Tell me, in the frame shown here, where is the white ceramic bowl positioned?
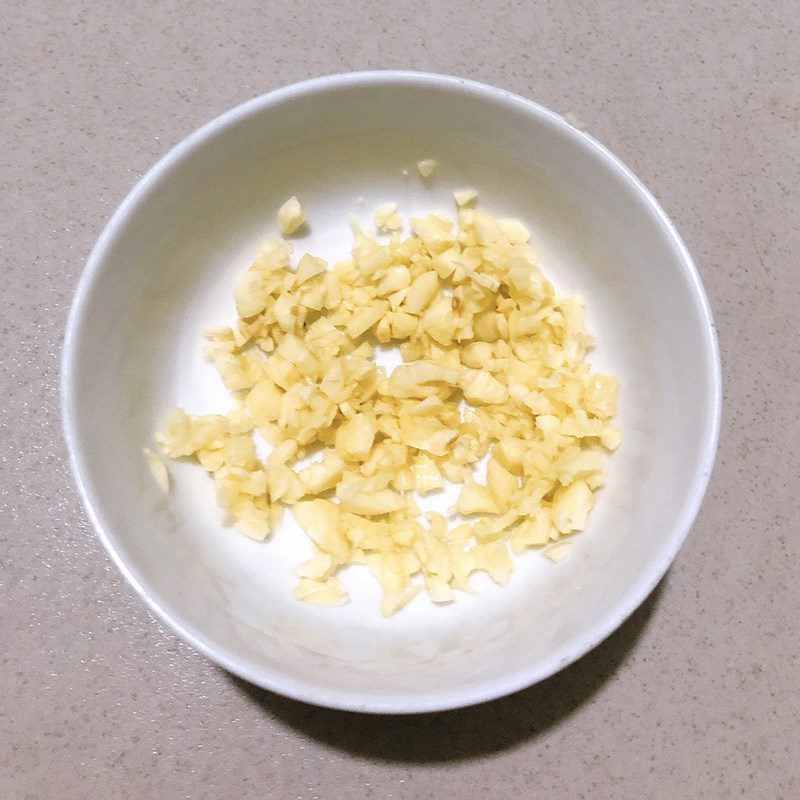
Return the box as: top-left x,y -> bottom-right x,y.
62,72 -> 721,713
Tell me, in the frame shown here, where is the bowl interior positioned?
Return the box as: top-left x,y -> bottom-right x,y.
64,75 -> 719,711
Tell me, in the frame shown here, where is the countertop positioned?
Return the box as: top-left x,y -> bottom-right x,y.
2,1 -> 798,797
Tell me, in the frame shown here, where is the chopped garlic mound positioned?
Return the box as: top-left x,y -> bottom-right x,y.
277,196 -> 306,236
416,159 -> 438,178
156,191 -> 620,615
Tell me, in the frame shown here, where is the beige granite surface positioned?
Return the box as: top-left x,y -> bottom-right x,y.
1,1 -> 799,797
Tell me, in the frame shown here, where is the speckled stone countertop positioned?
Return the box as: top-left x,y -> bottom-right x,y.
2,1 -> 798,797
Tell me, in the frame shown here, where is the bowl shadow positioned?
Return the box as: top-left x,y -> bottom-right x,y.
226,577 -> 665,763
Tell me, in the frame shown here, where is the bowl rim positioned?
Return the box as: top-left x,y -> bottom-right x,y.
61,70 -> 722,714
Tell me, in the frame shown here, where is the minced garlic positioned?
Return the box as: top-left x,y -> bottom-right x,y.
155,194 -> 620,615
